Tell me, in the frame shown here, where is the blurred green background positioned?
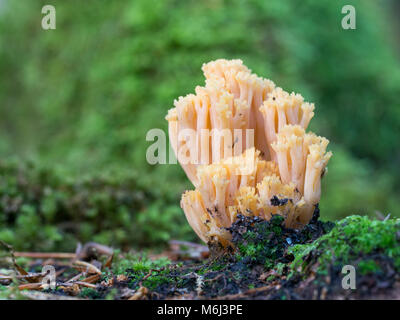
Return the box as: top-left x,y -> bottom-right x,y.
0,0 -> 399,251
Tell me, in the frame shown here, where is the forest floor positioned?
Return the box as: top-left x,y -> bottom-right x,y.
1,212 -> 399,300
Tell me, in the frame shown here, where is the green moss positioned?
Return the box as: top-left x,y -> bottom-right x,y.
288,215 -> 400,276
79,287 -> 103,299
209,261 -> 226,272
234,215 -> 288,266
358,260 -> 382,275
0,286 -> 15,300
112,252 -> 171,274
226,214 -> 399,287
232,214 -> 334,271
0,282 -> 30,300
275,262 -> 286,275
142,274 -> 173,290
110,252 -> 174,291
105,288 -> 119,300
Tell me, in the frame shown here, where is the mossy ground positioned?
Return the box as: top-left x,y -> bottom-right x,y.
2,212 -> 396,300
136,213 -> 400,299
0,161 -> 193,253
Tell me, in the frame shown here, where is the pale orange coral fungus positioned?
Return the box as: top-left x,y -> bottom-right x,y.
166,59 -> 332,244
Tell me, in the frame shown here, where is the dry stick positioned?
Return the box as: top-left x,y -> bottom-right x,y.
18,283 -> 43,291
66,272 -> 85,283
0,274 -> 43,281
138,267 -> 166,287
215,285 -> 272,300
129,287 -> 149,300
81,274 -> 101,284
0,240 -> 28,275
14,242 -> 113,260
55,267 -> 68,278
73,260 -> 102,275
203,273 -> 224,283
104,253 -> 114,269
14,252 -> 76,259
0,267 -> 67,284
16,268 -> 67,285
74,281 -> 97,289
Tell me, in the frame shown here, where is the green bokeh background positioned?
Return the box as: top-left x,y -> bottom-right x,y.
0,0 -> 399,251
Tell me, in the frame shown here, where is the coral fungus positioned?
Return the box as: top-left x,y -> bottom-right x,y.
166,59 -> 332,244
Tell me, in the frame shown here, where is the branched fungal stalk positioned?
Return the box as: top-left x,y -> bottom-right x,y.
166,59 -> 332,245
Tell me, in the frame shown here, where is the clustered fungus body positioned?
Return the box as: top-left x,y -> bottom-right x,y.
166,59 -> 332,245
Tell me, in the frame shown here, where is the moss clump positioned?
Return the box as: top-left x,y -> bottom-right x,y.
79,287 -> 103,299
109,253 -> 174,291
229,211 -> 334,269
232,215 -> 288,268
111,252 -> 170,275
288,215 -> 400,277
226,213 -> 400,290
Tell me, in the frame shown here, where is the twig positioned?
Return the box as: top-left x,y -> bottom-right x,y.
215,285 -> 272,300
0,273 -> 44,282
74,281 -> 97,289
383,213 -> 391,221
18,283 -> 43,291
0,240 -> 28,275
128,287 -> 148,300
203,273 -> 224,283
73,260 -> 102,275
66,272 -> 85,283
138,267 -> 166,287
14,252 -> 76,259
104,253 -> 114,269
81,274 -> 101,284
